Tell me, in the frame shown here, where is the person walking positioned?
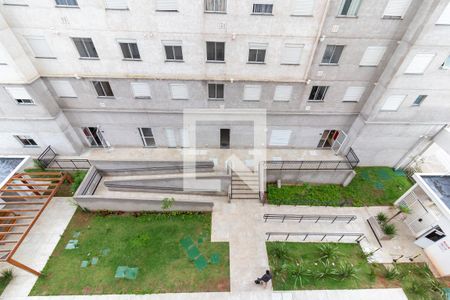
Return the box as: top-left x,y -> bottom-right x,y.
255,270 -> 272,288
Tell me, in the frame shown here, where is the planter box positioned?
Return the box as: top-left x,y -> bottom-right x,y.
368,216 -> 393,241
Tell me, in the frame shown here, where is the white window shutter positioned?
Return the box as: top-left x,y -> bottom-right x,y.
291,0 -> 314,16
249,42 -> 268,50
381,95 -> 406,111
342,87 -> 365,102
50,80 -> 77,98
5,87 -> 32,100
243,85 -> 261,101
170,83 -> 188,99
383,0 -> 412,18
281,44 -> 303,65
273,86 -> 293,102
105,0 -> 128,9
3,0 -> 27,5
24,36 -> 54,58
156,0 -> 178,11
131,82 -> 151,99
436,3 -> 450,25
269,130 -> 292,146
404,53 -> 435,74
359,46 -> 387,66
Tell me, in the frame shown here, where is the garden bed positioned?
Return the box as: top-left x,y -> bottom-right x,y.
267,242 -> 446,300
24,168 -> 87,197
268,167 -> 412,206
31,210 -> 229,295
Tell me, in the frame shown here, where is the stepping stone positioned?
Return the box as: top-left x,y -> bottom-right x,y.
180,237 -> 194,250
65,240 -> 78,250
72,231 -> 80,238
91,257 -> 99,265
101,248 -> 111,256
210,253 -> 220,264
80,260 -> 89,268
187,246 -> 201,261
125,267 -> 138,280
115,266 -> 128,279
194,255 -> 208,271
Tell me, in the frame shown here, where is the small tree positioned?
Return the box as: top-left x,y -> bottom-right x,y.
386,204 -> 411,224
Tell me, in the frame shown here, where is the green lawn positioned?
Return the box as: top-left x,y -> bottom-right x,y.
31,211 -> 230,295
267,242 -> 446,300
268,167 -> 413,206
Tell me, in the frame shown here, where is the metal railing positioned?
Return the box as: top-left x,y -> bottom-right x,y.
37,146 -> 57,168
37,146 -> 91,170
263,214 -> 357,224
346,148 -> 360,169
266,232 -> 366,243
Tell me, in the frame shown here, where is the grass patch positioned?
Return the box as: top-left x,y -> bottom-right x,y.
31,210 -> 229,295
0,269 -> 13,294
267,242 -> 446,300
268,167 -> 412,206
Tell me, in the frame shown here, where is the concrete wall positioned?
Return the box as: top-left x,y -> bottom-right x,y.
267,169 -> 353,185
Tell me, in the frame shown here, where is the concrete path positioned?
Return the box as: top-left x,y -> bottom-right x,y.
0,198 -> 77,298
4,289 -> 408,300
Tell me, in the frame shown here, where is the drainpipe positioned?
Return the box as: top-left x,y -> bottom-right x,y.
303,0 -> 331,82
394,124 -> 448,170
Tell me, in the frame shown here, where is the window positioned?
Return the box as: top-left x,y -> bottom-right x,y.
156,0 -> 178,11
139,128 -> 156,147
308,86 -> 329,101
15,135 -> 38,147
342,86 -> 365,102
281,44 -> 303,65
205,0 -> 226,12
359,46 -> 387,66
269,130 -> 291,146
206,42 -> 225,62
72,37 -> 99,58
404,53 -> 435,74
50,80 -> 77,98
436,3 -> 450,25
381,95 -> 406,111
92,81 -> 114,97
321,45 -> 344,64
170,83 -> 189,99
291,0 -> 314,16
55,0 -> 78,7
105,0 -> 128,9
131,82 -> 151,99
248,43 -> 267,63
412,95 -> 427,106
118,40 -> 140,60
382,0 -> 412,19
5,87 -> 34,104
24,36 -> 55,59
338,0 -> 360,16
163,41 -> 183,61
208,83 -> 224,100
252,3 -> 273,14
441,56 -> 450,70
243,85 -> 262,101
273,86 -> 293,102
82,127 -> 107,147
3,0 -> 27,5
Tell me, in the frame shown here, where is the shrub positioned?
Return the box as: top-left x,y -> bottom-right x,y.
161,197 -> 175,210
384,266 -> 400,280
376,212 -> 388,224
335,262 -> 357,280
317,244 -> 341,261
70,171 -> 88,194
270,243 -> 290,261
406,280 -> 427,298
0,269 -> 13,281
313,260 -> 338,280
288,263 -> 312,288
382,224 -> 397,236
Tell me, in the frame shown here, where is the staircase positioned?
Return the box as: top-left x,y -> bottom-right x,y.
230,171 -> 260,201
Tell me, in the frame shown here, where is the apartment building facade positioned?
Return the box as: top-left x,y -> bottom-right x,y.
0,0 -> 449,166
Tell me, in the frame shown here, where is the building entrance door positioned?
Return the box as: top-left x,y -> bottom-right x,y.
220,129 -> 230,149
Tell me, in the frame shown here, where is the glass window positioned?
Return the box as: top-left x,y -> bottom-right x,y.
15,135 -> 38,147
119,42 -> 140,60
205,0 -> 226,12
321,45 -> 344,64
92,81 -> 114,97
412,95 -> 427,106
252,4 -> 273,14
164,45 -> 183,61
338,0 -> 361,16
139,128 -> 156,147
72,37 -> 99,58
208,83 -> 224,100
206,42 -> 225,61
309,86 -> 329,101
55,0 -> 78,6
248,48 -> 266,63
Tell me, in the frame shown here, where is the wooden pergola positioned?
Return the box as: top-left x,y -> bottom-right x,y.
0,171 -> 71,276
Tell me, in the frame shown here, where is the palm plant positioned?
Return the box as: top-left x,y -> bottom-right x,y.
313,260 -> 338,280
270,243 -> 290,261
407,280 -> 427,298
0,269 -> 13,281
384,265 -> 400,280
317,244 -> 341,261
288,263 -> 312,288
382,223 -> 397,237
376,212 -> 388,224
336,262 -> 357,280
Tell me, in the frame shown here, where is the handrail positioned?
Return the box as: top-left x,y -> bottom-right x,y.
263,214 -> 357,224
265,231 -> 366,243
37,146 -> 57,168
47,159 -> 91,170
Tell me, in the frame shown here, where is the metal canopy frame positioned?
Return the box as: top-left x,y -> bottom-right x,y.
0,171 -> 71,276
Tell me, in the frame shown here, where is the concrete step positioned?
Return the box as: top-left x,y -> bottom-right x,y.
232,195 -> 260,199
231,189 -> 258,194
232,178 -> 258,183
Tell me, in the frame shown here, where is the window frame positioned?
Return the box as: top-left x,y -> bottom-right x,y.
164,44 -> 184,62
308,86 -> 329,101
72,37 -> 99,59
248,48 -> 267,64
119,41 -> 141,60
208,83 -> 225,100
205,0 -> 226,13
206,41 -> 225,62
337,0 -> 361,17
92,81 -> 114,98
139,127 -> 156,147
252,3 -> 273,15
321,45 -> 344,65
440,55 -> 450,70
55,0 -> 78,7
15,135 -> 38,148
412,95 -> 427,106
